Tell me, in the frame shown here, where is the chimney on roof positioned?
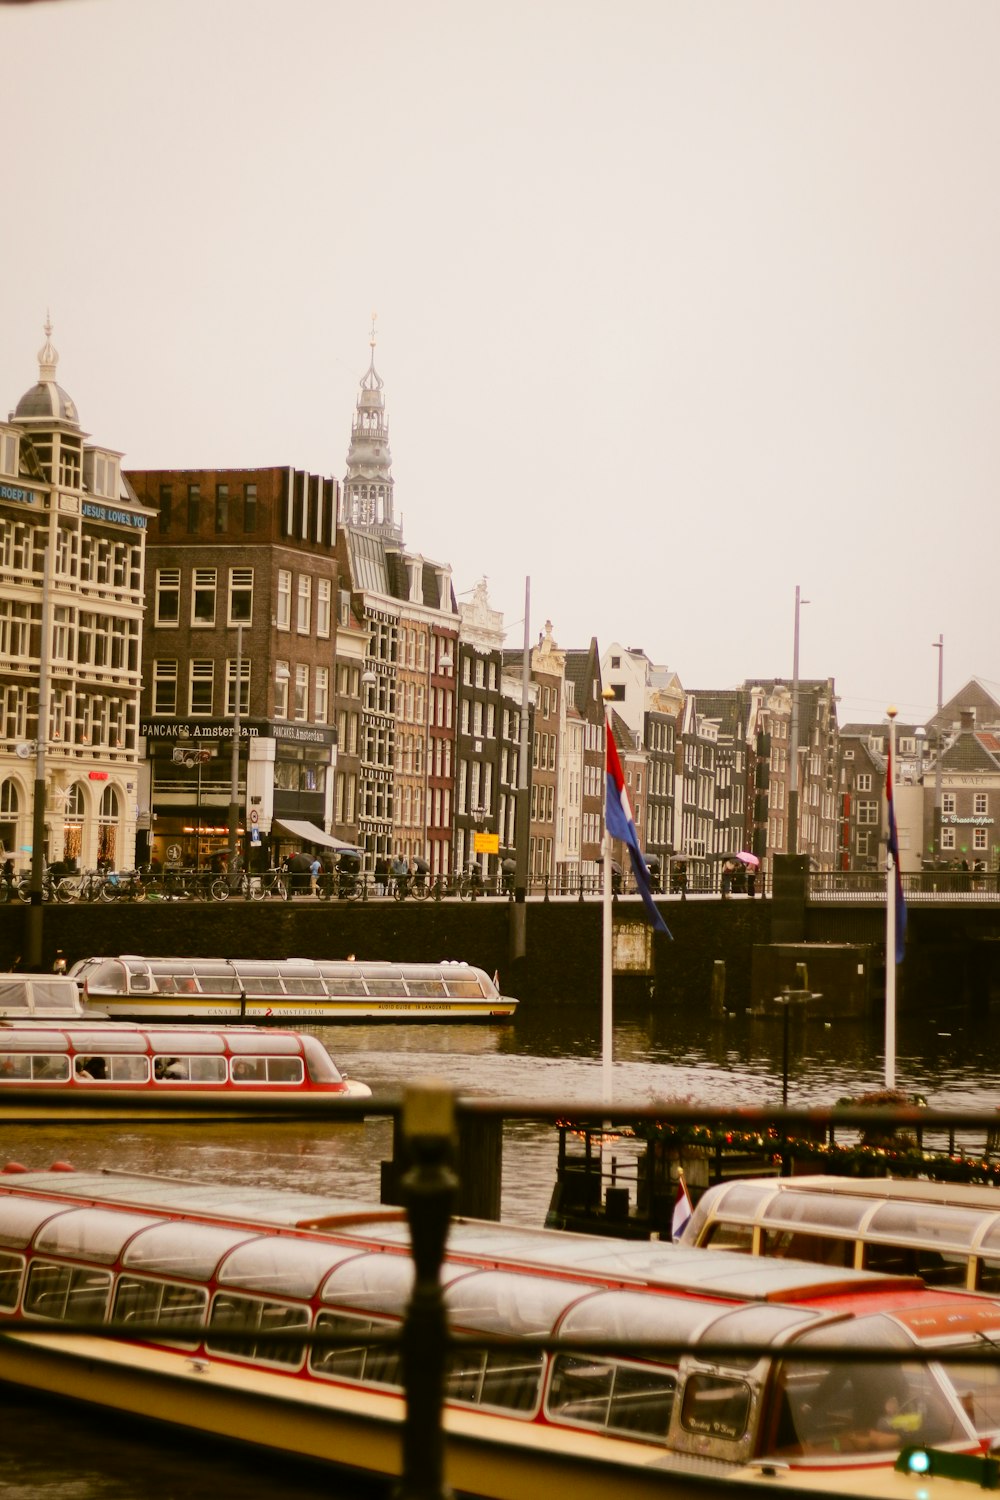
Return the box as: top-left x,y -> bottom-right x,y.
960,708 -> 976,732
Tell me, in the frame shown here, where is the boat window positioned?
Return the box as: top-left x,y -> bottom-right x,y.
701,1183 -> 774,1221
153,1056 -> 227,1084
761,1192 -> 872,1233
235,978 -> 272,996
700,1221 -> 754,1253
123,962 -> 153,992
218,1238 -> 350,1297
122,1222 -> 261,1279
680,1372 -> 752,1442
28,981 -> 82,1011
446,1272 -> 584,1338
114,1275 -> 208,1345
773,1347 -> 964,1457
864,1241 -> 969,1284
23,1261 -> 111,1321
0,1052 -> 72,1082
310,1310 -> 401,1387
447,1344 -> 544,1414
74,1055 -> 150,1083
444,980 -> 487,999
321,1253 -> 415,1315
281,977 -> 326,996
83,960 -> 129,993
34,1208 -> 162,1264
867,1202 -> 987,1251
760,1227 -> 854,1268
0,980 -> 32,1009
547,1354 -> 674,1438
207,1291 -> 309,1368
323,978 -> 368,997
401,980 -> 448,999
228,1057 -> 304,1084
300,1036 -> 342,1083
0,1200 -> 75,1250
364,978 -> 408,997
939,1353 -> 1000,1442
0,1251 -> 24,1309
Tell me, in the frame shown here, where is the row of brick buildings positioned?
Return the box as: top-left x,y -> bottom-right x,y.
2,323 -> 998,884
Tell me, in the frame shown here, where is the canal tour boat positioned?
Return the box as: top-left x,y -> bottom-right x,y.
0,1023 -> 371,1119
680,1175 -> 1000,1294
77,956 -> 518,1024
1,1169 -> 1000,1500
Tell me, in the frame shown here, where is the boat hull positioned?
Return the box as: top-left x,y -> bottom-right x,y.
85,997 -> 517,1023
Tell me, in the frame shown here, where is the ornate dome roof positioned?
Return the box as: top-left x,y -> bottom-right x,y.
13,319 -> 80,427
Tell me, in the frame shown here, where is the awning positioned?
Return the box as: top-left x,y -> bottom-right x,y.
272,819 -> 359,852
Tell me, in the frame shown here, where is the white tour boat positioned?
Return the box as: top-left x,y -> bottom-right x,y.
77,956 -> 517,1023
0,1166 -> 999,1498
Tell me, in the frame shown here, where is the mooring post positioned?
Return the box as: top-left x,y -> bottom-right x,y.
395,1081 -> 457,1500
711,960 -> 726,1017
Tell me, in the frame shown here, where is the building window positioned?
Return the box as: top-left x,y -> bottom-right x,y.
153,660 -> 177,716
856,773 -> 872,792
294,664 -> 309,721
274,661 -> 290,718
186,483 -> 200,533
942,792 -> 956,815
229,568 -> 253,624
192,569 -> 216,626
277,570 -> 291,631
296,575 -> 311,633
158,484 -> 172,533
314,666 -> 329,723
941,828 -> 956,851
155,569 -> 180,626
214,484 -> 229,533
974,793 -> 989,816
316,578 -> 331,638
856,800 -> 879,825
974,828 -> 988,851
243,483 -> 257,533
189,661 -> 214,716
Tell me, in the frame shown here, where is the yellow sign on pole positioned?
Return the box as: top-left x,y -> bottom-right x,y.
474,832 -> 500,854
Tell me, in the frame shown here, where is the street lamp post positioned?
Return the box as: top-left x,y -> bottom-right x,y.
932,634 -> 944,866
227,624 -> 244,871
788,585 -> 810,858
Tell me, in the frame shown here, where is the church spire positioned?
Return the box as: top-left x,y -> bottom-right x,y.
341,314 -> 401,541
38,313 -> 59,383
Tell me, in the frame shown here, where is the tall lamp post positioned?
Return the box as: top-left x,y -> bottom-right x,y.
787,585 -> 810,858
932,634 -> 944,865
227,624 -> 244,870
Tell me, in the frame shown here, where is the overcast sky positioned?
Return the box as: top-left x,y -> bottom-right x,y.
3,0 -> 998,725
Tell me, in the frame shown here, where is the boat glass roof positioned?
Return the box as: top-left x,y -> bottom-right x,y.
866,1202 -> 993,1250
760,1192 -> 873,1232
0,1031 -> 71,1052
0,1199 -> 78,1249
557,1288 -> 722,1348
320,1251 -> 416,1313
35,1207 -> 164,1264
123,1221 -> 263,1278
59,1029 -> 150,1054
693,1303 -> 823,1366
217,1236 -> 361,1297
701,1182 -> 775,1218
445,1270 -> 594,1336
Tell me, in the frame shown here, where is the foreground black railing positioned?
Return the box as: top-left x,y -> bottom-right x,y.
8,1089 -> 1000,1497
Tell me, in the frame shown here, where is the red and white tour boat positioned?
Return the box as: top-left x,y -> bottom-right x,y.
0,1023 -> 370,1119
0,1165 -> 998,1498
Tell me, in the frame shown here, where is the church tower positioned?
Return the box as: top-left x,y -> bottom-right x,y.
340,317 -> 402,543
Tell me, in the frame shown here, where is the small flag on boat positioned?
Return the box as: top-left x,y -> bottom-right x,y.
606,727 -> 672,936
671,1175 -> 693,1242
886,735 -> 907,963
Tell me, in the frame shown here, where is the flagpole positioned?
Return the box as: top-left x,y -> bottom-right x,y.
885,705 -> 898,1090
602,690 -> 615,1107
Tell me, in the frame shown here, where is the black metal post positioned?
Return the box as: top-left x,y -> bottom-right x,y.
395,1084 -> 457,1500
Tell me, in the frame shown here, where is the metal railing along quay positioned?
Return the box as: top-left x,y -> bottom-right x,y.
810,870 -> 1000,903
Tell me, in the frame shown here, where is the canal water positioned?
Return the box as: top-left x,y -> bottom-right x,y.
4,998 -> 1000,1497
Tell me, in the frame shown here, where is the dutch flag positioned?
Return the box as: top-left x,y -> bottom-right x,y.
671,1176 -> 693,1242
606,727 -> 672,937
